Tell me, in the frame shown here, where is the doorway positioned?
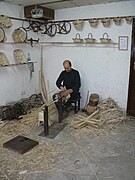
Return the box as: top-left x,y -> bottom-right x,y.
127,18 -> 135,116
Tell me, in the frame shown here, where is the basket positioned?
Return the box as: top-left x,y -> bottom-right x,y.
84,33 -> 96,43
100,33 -> 111,43
72,33 -> 83,43
13,49 -> 27,64
125,16 -> 133,24
113,17 -> 122,26
0,27 -> 7,42
12,27 -> 27,43
101,18 -> 111,27
31,8 -> 43,18
0,52 -> 9,66
89,19 -> 98,28
0,15 -> 12,28
73,20 -> 84,31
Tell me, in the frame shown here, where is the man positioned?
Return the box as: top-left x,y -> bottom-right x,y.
53,60 -> 81,121
56,60 -> 81,101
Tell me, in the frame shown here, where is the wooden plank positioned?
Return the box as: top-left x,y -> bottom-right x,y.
0,62 -> 37,68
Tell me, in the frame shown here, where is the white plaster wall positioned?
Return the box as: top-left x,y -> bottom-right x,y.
0,2 -> 41,105
43,1 -> 135,109
0,1 -> 135,109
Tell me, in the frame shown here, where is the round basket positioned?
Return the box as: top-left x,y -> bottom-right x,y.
13,49 -> 27,64
101,18 -> 111,27
0,52 -> 9,66
73,20 -> 84,31
89,19 -> 98,28
0,27 -> 6,42
12,27 -> 27,43
0,15 -> 12,28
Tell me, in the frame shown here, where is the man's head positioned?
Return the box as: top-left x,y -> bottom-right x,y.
63,60 -> 72,72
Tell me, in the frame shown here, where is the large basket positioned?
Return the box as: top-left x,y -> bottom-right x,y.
13,49 -> 27,64
12,27 -> 27,43
73,20 -> 84,31
0,52 -> 9,66
0,27 -> 7,42
89,19 -> 98,28
0,15 -> 12,28
100,33 -> 111,43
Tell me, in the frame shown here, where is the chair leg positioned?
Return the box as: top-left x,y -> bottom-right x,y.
74,102 -> 77,114
78,99 -> 80,111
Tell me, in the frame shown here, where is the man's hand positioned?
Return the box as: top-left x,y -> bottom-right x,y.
60,86 -> 66,91
67,89 -> 73,94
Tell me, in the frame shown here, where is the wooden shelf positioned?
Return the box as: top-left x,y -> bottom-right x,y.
0,41 -> 118,45
39,42 -> 118,45
0,62 -> 37,68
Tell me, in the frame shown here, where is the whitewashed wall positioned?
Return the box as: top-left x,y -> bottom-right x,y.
0,1 -> 135,109
0,2 -> 41,105
43,1 -> 135,109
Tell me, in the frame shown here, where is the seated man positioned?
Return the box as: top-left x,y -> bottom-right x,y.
53,60 -> 81,120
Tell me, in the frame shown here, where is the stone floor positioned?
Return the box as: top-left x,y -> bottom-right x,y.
0,110 -> 135,180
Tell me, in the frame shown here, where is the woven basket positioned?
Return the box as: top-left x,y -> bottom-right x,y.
0,15 -> 12,28
89,19 -> 98,28
0,52 -> 9,66
100,33 -> 111,43
101,18 -> 111,27
12,27 -> 27,43
113,17 -> 122,26
0,27 -> 6,42
125,16 -> 133,24
84,33 -> 96,43
73,20 -> 84,31
73,33 -> 83,43
13,49 -> 27,64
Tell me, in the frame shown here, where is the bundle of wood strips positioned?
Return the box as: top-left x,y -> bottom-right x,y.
72,98 -> 128,129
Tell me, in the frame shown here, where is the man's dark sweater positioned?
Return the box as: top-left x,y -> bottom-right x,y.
56,68 -> 81,99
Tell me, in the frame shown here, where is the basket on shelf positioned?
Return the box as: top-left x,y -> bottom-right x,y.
125,16 -> 133,24
13,49 -> 27,64
0,27 -> 7,42
101,18 -> 111,27
0,15 -> 12,28
113,17 -> 122,26
89,19 -> 98,28
72,33 -> 83,43
100,33 -> 111,43
84,33 -> 96,43
0,52 -> 9,66
73,20 -> 84,31
12,27 -> 27,43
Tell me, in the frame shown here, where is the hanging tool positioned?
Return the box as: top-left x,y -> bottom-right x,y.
27,38 -> 39,47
